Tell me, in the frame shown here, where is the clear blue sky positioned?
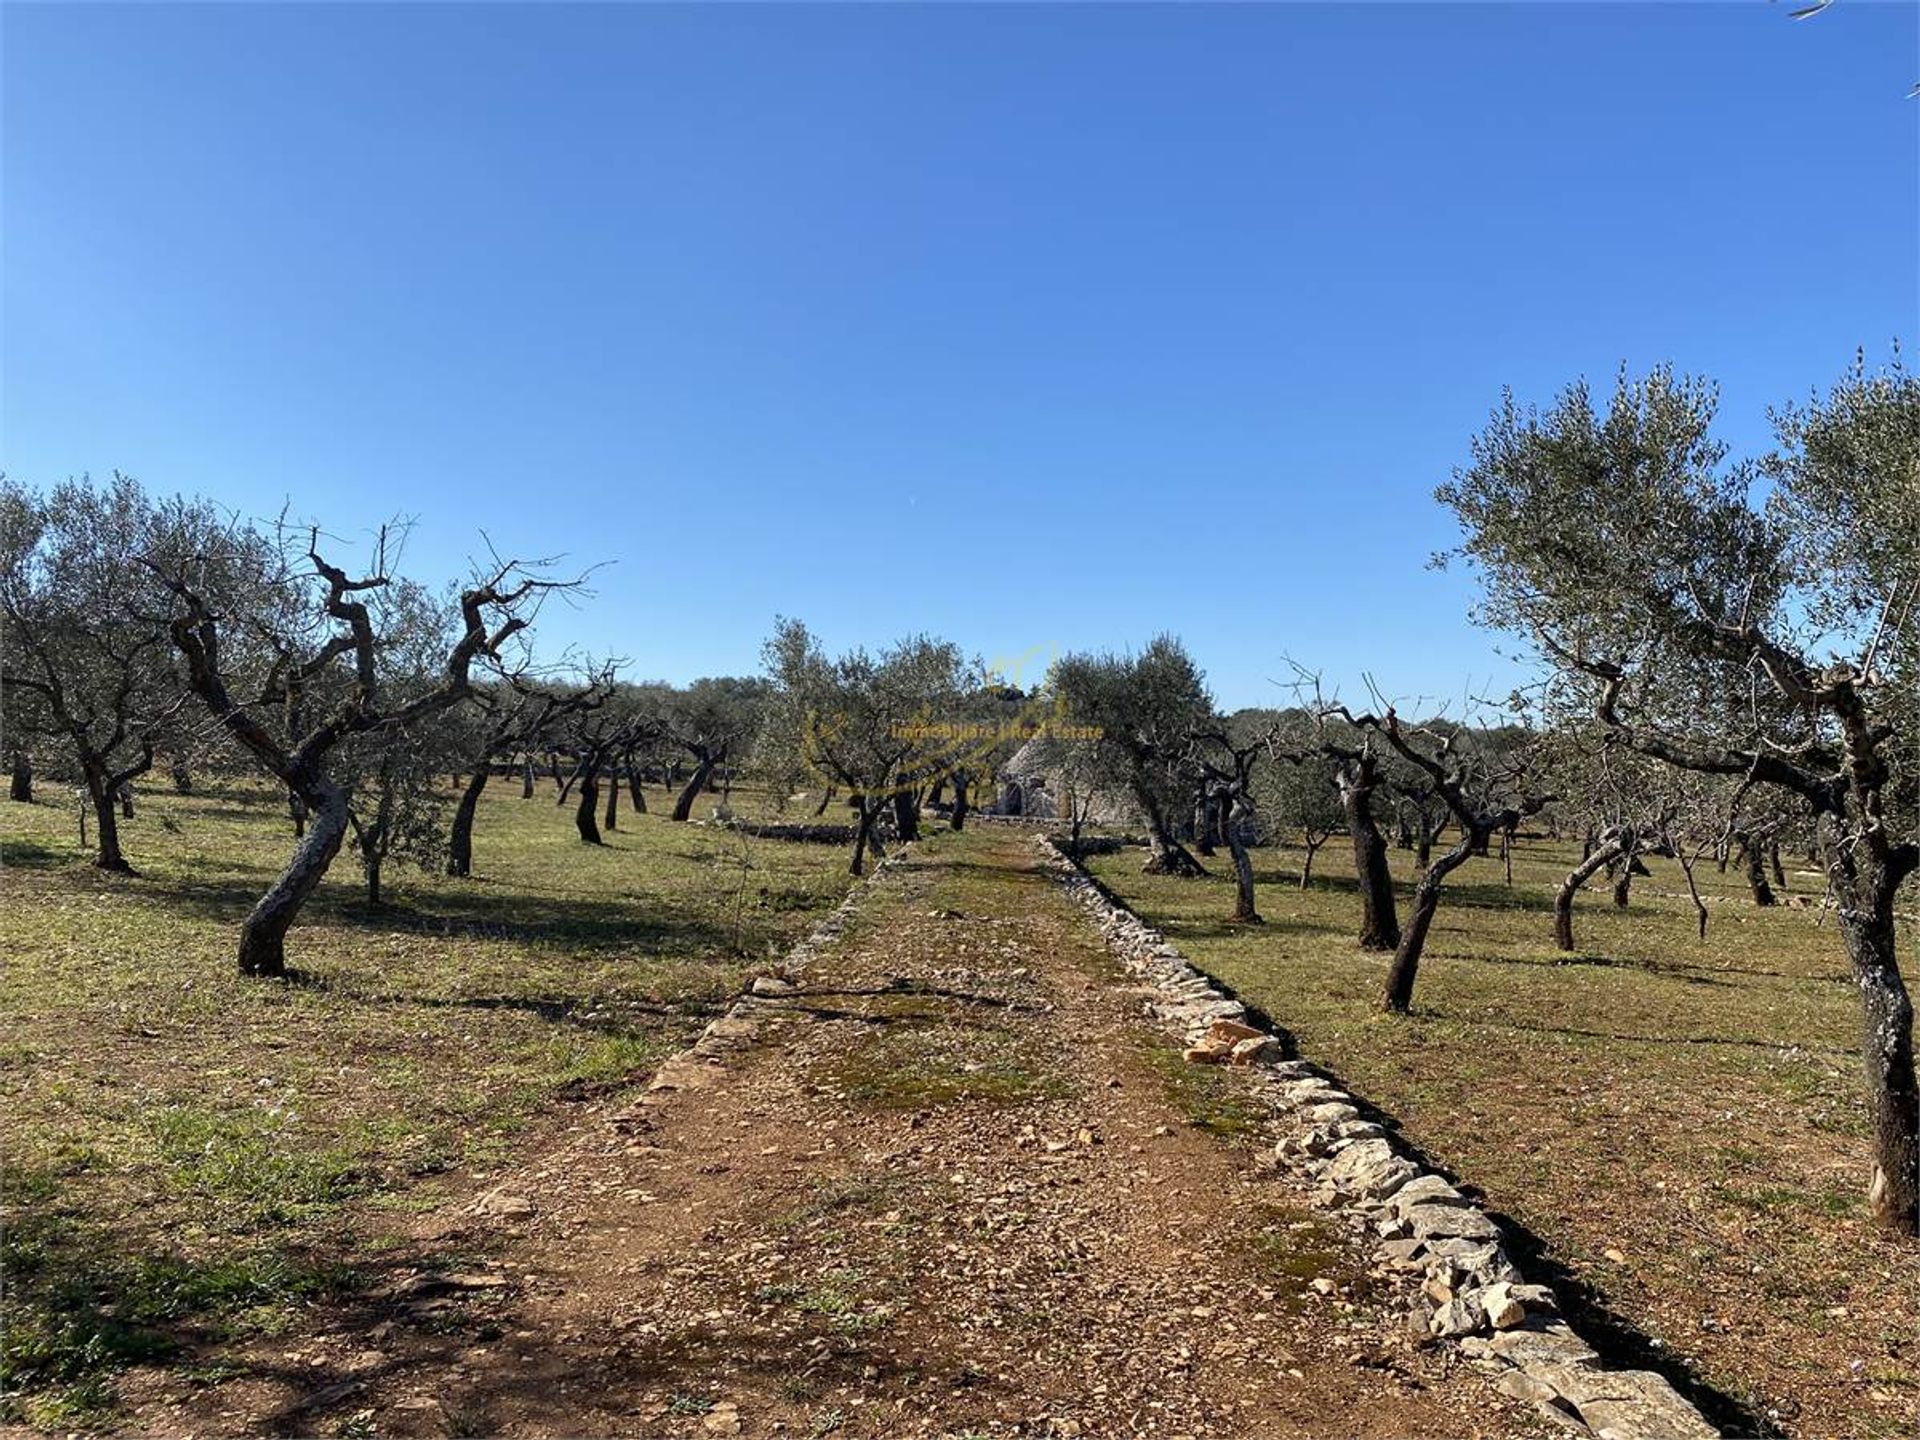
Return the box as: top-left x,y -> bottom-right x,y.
4,2 -> 1914,710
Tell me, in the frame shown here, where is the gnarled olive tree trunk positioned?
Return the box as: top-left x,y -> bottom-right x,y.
239,783 -> 349,977
949,770 -> 970,831
575,765 -> 603,845
1140,789 -> 1205,876
8,750 -> 30,803
1381,830 -> 1477,1013
1338,761 -> 1399,950
892,786 -> 920,843
1824,830 -> 1918,1235
1737,834 -> 1776,906
1221,789 -> 1261,924
82,761 -> 132,873
848,794 -> 884,876
671,748 -> 721,822
446,768 -> 490,877
1555,828 -> 1630,951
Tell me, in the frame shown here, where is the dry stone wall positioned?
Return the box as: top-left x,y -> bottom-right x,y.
1035,834 -> 1720,1440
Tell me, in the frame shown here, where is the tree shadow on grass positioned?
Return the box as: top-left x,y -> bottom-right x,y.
0,1169 -> 379,1422
1443,948 -> 1848,990
128,863 -> 786,962
0,838 -> 71,869
253,1301 -> 949,1438
1415,1005 -> 1854,1060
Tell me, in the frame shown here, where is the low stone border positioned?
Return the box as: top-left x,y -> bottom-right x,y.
642,847 -> 911,1082
466,849 -> 913,1222
1034,835 -> 1720,1440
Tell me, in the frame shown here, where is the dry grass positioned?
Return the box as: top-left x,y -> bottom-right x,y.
0,775 -> 854,1429
1086,833 -> 1918,1438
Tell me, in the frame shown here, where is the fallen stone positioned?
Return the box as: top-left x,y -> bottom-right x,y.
1228,1035 -> 1286,1067
750,976 -> 797,997
468,1189 -> 535,1220
1205,1013 -> 1267,1052
1405,1305 -> 1436,1347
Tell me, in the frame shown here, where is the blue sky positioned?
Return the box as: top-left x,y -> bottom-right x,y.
4,2 -> 1915,710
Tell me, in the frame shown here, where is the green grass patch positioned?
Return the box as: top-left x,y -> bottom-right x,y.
0,776 -> 855,1422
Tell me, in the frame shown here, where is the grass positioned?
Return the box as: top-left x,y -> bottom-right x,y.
1086,832 -> 1919,1438
1134,1030 -> 1267,1140
819,1020 -> 1072,1110
0,775 -> 855,1428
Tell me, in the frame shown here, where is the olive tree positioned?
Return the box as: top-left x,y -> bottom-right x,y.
1248,710 -> 1347,888
662,676 -> 770,822
1048,636 -> 1212,876
150,526 -> 564,976
758,618 -> 969,874
445,672 -> 611,876
1193,716 -> 1278,923
0,474 -> 228,872
1437,355 -> 1919,1234
1346,706 -> 1550,1012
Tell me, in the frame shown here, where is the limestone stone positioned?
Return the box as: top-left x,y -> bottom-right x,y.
1429,1293 -> 1486,1337
1480,1281 -> 1526,1329
1483,1324 -> 1599,1368
1528,1364 -> 1720,1440
1228,1035 -> 1285,1067
1390,1175 -> 1468,1212
1402,1203 -> 1501,1242
1304,1101 -> 1361,1125
1205,1020 -> 1266,1047
1328,1137 -> 1396,1183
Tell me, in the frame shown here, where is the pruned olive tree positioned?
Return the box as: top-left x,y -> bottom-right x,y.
336,579 -> 474,906
758,618 -> 968,875
0,474 -> 231,873
1249,711 -> 1346,888
1345,706 -> 1550,1012
1048,636 -> 1212,876
150,526 -> 566,976
1192,716 -> 1278,923
1437,354 -> 1919,1234
446,672 -> 611,876
662,676 -> 769,822
1290,696 -> 1403,950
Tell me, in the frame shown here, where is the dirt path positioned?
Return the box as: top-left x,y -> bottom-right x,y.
134,830 -> 1546,1438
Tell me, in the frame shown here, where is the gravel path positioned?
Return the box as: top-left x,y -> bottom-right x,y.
135,829 -> 1548,1438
